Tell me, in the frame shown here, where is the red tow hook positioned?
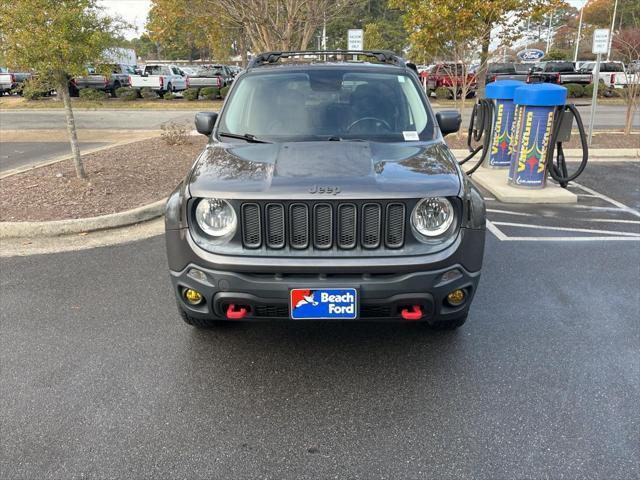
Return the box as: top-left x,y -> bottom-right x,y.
226,304 -> 248,320
401,305 -> 423,321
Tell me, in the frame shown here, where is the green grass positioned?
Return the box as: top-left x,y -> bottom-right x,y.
0,96 -> 224,110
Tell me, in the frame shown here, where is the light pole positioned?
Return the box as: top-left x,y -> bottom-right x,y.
606,0 -> 619,61
574,6 -> 584,63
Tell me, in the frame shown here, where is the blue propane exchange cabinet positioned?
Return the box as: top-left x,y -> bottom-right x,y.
485,80 -> 525,168
508,84 -> 567,188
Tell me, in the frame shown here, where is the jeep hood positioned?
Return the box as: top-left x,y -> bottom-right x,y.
187,141 -> 461,200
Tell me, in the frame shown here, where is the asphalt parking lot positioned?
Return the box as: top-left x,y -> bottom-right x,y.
1,163 -> 638,478
0,141 -> 107,172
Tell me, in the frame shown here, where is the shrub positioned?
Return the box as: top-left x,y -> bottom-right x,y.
182,87 -> 200,101
435,86 -> 451,100
220,85 -> 230,98
565,83 -> 584,98
199,86 -> 220,100
605,87 -> 622,98
79,88 -> 108,101
21,78 -> 53,100
116,87 -> 137,101
140,87 -> 158,99
584,81 -> 606,98
163,91 -> 176,100
161,121 -> 189,145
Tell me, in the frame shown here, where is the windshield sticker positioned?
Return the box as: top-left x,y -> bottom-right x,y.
397,75 -> 406,83
403,131 -> 419,141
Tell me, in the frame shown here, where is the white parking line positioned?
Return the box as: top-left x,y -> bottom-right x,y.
492,221 -> 640,237
572,181 -> 640,218
486,220 -> 508,240
486,209 -> 534,217
582,218 -> 640,225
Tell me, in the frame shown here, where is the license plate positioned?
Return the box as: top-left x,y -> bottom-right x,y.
290,288 -> 358,320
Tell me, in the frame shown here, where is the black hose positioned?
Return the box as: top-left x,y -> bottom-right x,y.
546,104 -> 589,188
460,98 -> 493,175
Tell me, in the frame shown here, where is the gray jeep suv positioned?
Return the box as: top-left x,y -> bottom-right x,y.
165,51 -> 486,329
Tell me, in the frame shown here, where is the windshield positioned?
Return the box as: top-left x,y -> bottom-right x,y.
218,68 -> 436,143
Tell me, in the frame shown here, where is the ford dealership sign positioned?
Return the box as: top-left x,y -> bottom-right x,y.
517,49 -> 545,62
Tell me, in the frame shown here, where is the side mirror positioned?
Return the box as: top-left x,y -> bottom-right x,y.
195,112 -> 218,136
436,110 -> 461,136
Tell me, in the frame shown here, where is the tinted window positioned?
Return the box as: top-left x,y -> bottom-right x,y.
218,69 -> 436,143
488,63 -> 516,74
545,62 -> 575,72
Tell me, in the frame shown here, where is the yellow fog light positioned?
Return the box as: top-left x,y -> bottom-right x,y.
446,289 -> 465,306
184,288 -> 203,305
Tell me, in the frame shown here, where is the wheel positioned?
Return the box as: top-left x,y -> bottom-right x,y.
176,300 -> 231,328
429,315 -> 467,330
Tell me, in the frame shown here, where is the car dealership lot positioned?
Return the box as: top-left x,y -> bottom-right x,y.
1,164 -> 638,479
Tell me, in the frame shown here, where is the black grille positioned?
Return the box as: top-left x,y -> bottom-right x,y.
289,204 -> 309,249
313,203 -> 333,249
265,203 -> 285,248
254,304 -> 289,318
253,303 -> 395,319
241,203 -> 261,248
337,204 -> 357,249
361,203 -> 381,248
239,201 -> 407,250
385,203 -> 405,248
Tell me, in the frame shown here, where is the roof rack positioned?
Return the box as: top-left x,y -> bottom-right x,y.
247,50 -> 411,70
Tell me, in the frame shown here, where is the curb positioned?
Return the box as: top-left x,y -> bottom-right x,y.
0,198 -> 166,239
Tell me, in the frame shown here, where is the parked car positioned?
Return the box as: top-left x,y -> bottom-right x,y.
227,65 -> 244,77
485,63 -> 531,84
578,61 -> 640,89
186,65 -> 233,90
528,61 -> 592,85
164,50 -> 486,329
0,67 -> 32,94
70,64 -> 135,97
129,64 -> 188,93
423,63 -> 477,98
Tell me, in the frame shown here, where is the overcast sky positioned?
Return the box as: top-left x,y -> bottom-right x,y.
99,0 -> 151,39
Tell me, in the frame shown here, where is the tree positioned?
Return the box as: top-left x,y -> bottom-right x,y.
391,0 -> 565,96
147,0 -> 234,62
612,29 -> 640,135
363,23 -> 385,50
204,0 -> 360,53
325,0 -> 407,53
0,0 -> 125,179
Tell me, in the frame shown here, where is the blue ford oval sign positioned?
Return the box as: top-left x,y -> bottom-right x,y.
517,49 -> 545,62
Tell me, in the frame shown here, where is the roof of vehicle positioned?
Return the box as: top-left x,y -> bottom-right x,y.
247,50 -> 416,75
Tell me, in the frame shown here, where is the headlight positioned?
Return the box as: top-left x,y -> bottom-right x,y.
411,197 -> 454,238
194,198 -> 237,238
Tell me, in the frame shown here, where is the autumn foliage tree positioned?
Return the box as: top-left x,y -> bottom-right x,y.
203,0 -> 360,52
0,0 -> 124,179
391,0 -> 566,96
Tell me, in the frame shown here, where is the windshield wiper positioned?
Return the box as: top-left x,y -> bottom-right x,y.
218,132 -> 271,144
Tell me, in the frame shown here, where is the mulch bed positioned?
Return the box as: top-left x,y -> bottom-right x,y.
0,137 -> 207,222
445,132 -> 639,150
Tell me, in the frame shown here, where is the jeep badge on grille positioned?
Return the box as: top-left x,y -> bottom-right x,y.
309,185 -> 341,195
